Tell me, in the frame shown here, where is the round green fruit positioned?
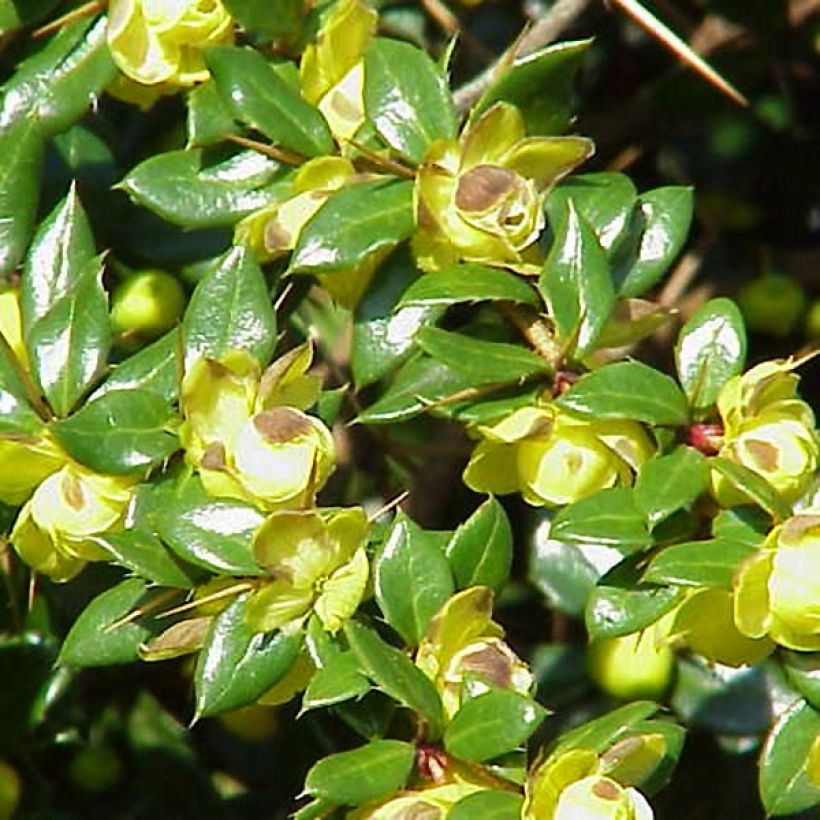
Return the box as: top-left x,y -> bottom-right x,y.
68,745 -> 122,793
738,274 -> 807,338
110,269 -> 186,340
0,760 -> 21,820
587,631 -> 675,701
804,300 -> 820,340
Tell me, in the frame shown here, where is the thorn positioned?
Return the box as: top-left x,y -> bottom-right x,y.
367,491 -> 410,523
224,134 -> 306,166
33,1 -> 105,38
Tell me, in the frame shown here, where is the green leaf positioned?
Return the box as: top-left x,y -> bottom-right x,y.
446,497 -> 512,592
50,389 -> 179,475
397,264 -> 539,310
364,38 -> 457,163
643,537 -> 756,589
0,0 -> 61,35
616,187 -> 694,298
374,513 -> 454,646
540,202 -> 615,358
675,298 -> 747,413
355,354 -> 476,425
557,361 -> 689,426
186,80 -> 239,147
0,336 -> 43,436
760,699 -> 820,816
121,149 -> 287,229
711,506 -> 769,547
710,457 -> 792,521
222,0 -> 305,42
352,248 -> 442,389
546,173 -> 637,255
157,488 -> 265,577
304,739 -> 416,806
783,654 -> 820,712
470,40 -> 591,135
206,46 -> 333,157
554,701 -> 660,756
0,118 -> 43,277
634,447 -> 708,526
450,791 -> 524,820
291,179 -> 415,274
183,245 -> 276,369
91,328 -> 182,404
27,254 -> 110,417
60,578 -> 157,667
195,594 -> 303,717
344,620 -> 444,738
551,488 -> 652,553
97,529 -> 201,588
416,327 -> 551,385
445,690 -> 546,762
302,652 -> 370,713
21,185 -> 95,330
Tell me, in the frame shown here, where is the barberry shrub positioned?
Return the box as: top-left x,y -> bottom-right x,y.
0,1 -> 818,818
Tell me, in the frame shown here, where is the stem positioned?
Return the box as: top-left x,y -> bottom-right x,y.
225,134 -> 306,166
33,1 -> 105,38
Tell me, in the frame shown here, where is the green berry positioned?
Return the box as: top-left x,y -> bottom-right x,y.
110,269 -> 186,340
738,274 -> 806,337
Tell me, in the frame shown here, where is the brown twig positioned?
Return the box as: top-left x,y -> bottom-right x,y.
33,0 -> 105,38
225,134 -> 306,167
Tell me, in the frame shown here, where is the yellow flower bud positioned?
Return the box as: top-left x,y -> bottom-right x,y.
734,514 -> 820,651
413,103 -> 593,271
107,0 -> 234,89
553,776 -> 654,820
464,405 -> 653,507
524,748 -> 599,819
247,508 -> 369,634
10,465 -> 135,581
0,434 -> 65,506
0,289 -> 28,367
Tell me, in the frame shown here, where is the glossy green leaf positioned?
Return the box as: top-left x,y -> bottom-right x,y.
0,0 -> 61,34
643,537 -> 756,589
60,578 -> 158,667
157,490 -> 265,577
27,254 -> 110,417
0,118 -> 44,277
305,740 -> 415,806
351,248 -> 441,388
546,172 -> 637,254
760,699 -> 820,816
783,654 -> 820,712
194,594 -> 303,717
364,38 -> 457,163
91,328 -> 182,404
397,264 -> 539,309
375,513 -> 454,645
616,187 -> 694,298
551,488 -> 652,552
557,361 -> 689,426
675,298 -> 747,413
450,790 -> 524,819
470,40 -> 591,135
586,577 -> 684,641
0,336 -> 42,436
121,149 -> 287,229
711,457 -> 792,521
540,202 -> 615,357
446,496 -> 513,592
711,506 -> 769,547
355,354 -> 476,425
186,80 -> 239,147
222,0 -> 305,42
291,179 -> 415,274
634,447 -> 708,526
50,389 -> 179,475
344,620 -> 444,738
417,327 -> 551,385
445,690 -> 546,762
183,245 -> 276,369
554,701 -> 660,756
21,185 -> 95,330
302,652 -> 370,713
97,529 -> 201,588
206,46 -> 333,157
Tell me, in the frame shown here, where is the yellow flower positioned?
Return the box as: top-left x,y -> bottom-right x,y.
0,434 -> 65,506
713,360 -> 818,505
10,464 -> 135,581
415,587 -> 532,719
246,508 -> 370,634
463,405 -> 653,507
734,513 -> 820,651
180,346 -> 334,510
524,749 -> 654,820
413,103 -> 593,272
299,0 -> 377,142
0,289 -> 28,367
107,0 -> 234,89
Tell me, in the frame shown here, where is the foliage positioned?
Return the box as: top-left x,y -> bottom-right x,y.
0,1 -> 818,818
